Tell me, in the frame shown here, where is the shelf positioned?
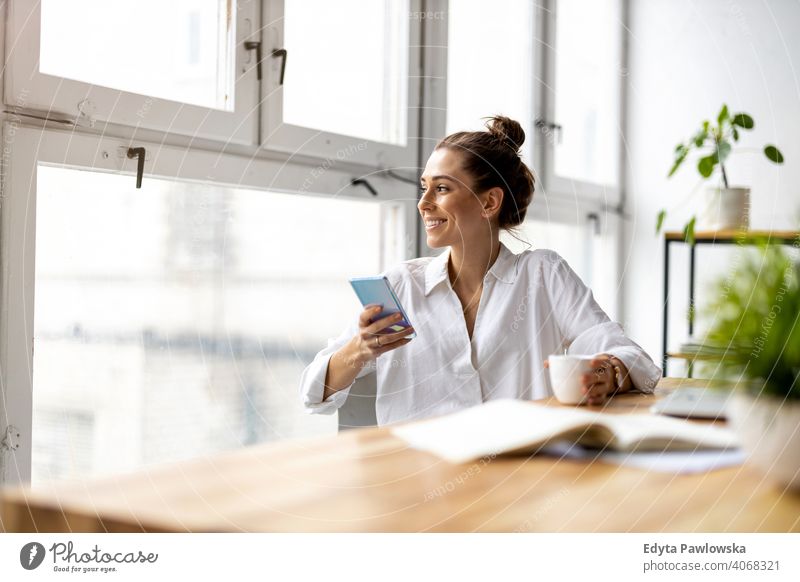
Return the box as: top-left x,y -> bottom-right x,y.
664,229 -> 799,242
666,351 -> 721,361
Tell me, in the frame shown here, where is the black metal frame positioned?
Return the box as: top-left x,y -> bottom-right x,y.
662,232 -> 799,376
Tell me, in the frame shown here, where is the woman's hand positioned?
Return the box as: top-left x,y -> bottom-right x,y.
324,305 -> 415,401
543,354 -> 632,406
349,304 -> 415,366
580,354 -> 631,406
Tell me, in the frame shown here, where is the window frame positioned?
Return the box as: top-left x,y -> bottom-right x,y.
4,0 -> 261,145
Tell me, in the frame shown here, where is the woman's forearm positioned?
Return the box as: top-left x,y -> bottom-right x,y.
322,339 -> 367,401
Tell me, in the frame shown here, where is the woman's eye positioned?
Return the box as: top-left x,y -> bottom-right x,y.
436,185 -> 448,192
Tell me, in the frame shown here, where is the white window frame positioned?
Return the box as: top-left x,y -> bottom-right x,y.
260,0 -> 423,169
535,0 -> 624,206
0,122 -> 416,485
4,0 -> 261,144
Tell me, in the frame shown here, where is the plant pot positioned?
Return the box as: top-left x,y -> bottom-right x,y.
727,391 -> 800,491
697,186 -> 750,231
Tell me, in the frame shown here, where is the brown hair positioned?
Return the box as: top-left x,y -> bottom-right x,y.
435,115 -> 535,230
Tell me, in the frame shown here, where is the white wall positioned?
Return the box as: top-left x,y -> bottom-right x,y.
622,0 -> 800,372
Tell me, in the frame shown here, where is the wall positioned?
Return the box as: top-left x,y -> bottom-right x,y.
622,0 -> 800,371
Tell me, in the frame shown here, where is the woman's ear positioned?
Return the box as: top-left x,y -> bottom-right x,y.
481,186 -> 504,218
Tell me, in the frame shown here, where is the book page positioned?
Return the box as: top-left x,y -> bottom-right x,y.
390,399 -> 738,464
391,399 -> 599,463
599,413 -> 738,451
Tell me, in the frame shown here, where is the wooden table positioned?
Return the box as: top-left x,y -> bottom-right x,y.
2,378 -> 799,532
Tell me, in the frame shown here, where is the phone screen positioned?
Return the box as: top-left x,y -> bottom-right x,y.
349,276 -> 416,339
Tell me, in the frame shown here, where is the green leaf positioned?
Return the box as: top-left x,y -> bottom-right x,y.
715,140 -> 732,164
764,145 -> 785,164
656,209 -> 667,234
693,130 -> 708,147
698,155 -> 716,178
732,112 -> 754,129
683,216 -> 696,245
732,127 -> 739,141
702,120 -> 710,132
717,104 -> 729,126
668,144 -> 689,177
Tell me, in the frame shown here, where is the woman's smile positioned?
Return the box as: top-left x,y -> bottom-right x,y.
424,218 -> 447,231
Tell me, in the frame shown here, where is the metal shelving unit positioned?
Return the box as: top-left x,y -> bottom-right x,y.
661,229 -> 799,376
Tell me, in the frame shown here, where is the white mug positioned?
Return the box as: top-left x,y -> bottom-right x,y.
548,354 -> 595,405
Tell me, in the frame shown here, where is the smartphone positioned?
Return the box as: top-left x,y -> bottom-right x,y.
349,276 -> 416,339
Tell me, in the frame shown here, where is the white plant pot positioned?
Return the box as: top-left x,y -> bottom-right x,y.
727,392 -> 800,491
697,186 -> 750,231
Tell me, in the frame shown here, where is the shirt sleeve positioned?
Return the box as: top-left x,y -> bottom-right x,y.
298,315 -> 377,415
546,254 -> 662,393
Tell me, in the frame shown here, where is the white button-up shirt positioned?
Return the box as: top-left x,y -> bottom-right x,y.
299,242 -> 661,426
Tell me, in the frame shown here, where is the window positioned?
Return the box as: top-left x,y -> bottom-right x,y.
6,0 -> 258,143
553,0 -> 622,187
445,0 -> 536,164
263,0 -> 421,166
539,0 -> 624,201
2,127 -> 412,485
283,0 -> 409,145
40,0 -> 234,111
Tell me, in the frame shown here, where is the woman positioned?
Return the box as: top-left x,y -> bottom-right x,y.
300,116 -> 661,426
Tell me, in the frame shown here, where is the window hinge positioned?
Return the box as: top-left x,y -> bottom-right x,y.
1,425 -> 21,452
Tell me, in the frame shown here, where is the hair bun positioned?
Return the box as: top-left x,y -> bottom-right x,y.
486,115 -> 525,153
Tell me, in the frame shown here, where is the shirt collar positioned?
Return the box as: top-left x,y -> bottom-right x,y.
423,241 -> 518,296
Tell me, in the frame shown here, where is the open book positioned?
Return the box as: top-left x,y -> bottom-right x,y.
390,399 -> 739,464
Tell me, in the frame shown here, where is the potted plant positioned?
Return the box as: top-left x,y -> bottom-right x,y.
702,237 -> 800,490
656,105 -> 784,243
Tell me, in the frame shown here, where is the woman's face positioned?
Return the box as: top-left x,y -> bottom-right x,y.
418,148 -> 501,248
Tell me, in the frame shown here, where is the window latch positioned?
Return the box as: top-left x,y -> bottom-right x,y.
244,41 -> 263,80
127,147 -> 146,189
271,48 -> 288,85
535,118 -> 563,144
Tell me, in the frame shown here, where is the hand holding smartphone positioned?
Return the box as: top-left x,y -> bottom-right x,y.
349,276 -> 416,339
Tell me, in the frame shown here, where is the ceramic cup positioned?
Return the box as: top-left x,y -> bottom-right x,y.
548,355 -> 595,405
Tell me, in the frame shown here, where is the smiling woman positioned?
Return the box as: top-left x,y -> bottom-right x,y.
299,117 -> 661,426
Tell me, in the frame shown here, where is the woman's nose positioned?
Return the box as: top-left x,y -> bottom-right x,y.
418,189 -> 434,210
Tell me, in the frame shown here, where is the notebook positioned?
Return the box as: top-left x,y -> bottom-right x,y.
390,399 -> 738,464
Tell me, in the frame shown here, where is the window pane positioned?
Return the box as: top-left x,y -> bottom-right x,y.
553,0 -> 622,186
446,0 -> 535,163
283,0 -> 409,145
40,0 -> 235,110
32,166 -> 382,484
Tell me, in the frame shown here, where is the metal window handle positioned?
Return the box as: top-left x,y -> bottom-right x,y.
244,41 -> 262,80
351,178 -> 378,197
535,118 -> 563,144
127,147 -> 146,189
587,212 -> 600,236
271,48 -> 287,85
